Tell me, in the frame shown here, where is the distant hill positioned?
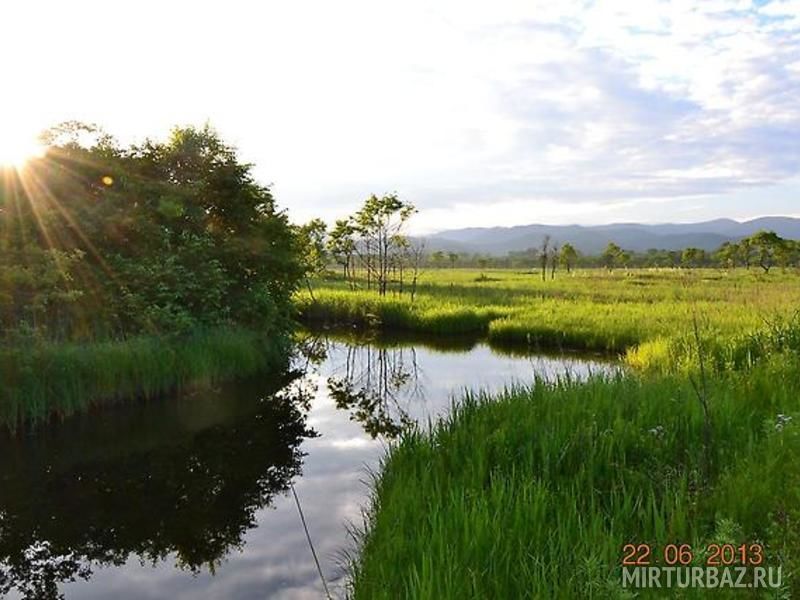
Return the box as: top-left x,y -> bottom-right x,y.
421,217 -> 800,256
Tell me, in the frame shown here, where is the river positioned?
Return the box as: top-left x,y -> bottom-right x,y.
0,330 -> 615,599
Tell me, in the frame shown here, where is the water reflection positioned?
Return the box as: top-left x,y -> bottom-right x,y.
0,331 -> 615,599
0,376 -> 314,600
326,343 -> 421,439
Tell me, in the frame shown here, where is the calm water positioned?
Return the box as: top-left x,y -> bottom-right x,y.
0,331 -> 615,600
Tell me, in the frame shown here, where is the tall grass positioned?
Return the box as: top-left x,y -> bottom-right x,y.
301,268 -> 800,369
351,355 -> 800,598
0,328 -> 289,429
337,269 -> 800,596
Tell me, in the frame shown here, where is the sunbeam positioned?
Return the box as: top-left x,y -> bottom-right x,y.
0,128 -> 46,168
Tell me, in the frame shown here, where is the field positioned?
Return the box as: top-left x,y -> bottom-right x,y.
298,268 -> 800,371
295,268 -> 800,597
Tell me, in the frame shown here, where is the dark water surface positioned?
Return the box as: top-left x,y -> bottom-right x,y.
0,331 -> 615,599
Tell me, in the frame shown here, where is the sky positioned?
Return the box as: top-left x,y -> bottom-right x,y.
1,0 -> 799,233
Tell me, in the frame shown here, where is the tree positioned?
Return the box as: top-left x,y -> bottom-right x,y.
602,242 -> 622,270
715,241 -> 739,269
681,247 -> 705,269
296,218 -> 327,300
352,193 -> 416,296
0,122 -> 303,339
430,251 -> 446,268
738,237 -> 755,269
559,243 -> 578,273
328,219 -> 356,287
549,242 -> 559,279
748,230 -> 786,273
448,252 -> 459,269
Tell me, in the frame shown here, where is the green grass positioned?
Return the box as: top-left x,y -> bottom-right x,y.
351,356 -> 800,598
0,328 -> 289,429
300,268 -> 800,369
333,268 -> 800,597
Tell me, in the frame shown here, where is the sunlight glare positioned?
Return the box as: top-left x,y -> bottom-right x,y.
0,129 -> 47,167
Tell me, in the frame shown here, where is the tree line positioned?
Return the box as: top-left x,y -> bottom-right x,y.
422,231 -> 800,274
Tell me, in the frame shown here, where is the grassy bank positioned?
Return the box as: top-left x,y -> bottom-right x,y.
0,328 -> 289,430
298,268 -> 800,368
332,268 -> 800,597
352,355 -> 800,598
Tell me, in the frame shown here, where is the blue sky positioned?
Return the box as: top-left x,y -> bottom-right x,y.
2,0 -> 798,232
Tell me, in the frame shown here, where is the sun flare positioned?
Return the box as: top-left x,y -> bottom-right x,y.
0,131 -> 47,167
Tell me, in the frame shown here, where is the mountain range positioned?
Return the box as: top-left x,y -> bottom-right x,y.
422,217 -> 800,256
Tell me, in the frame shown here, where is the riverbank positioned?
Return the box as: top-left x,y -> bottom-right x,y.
351,354 -> 800,598
0,328 -> 290,430
305,269 -> 800,596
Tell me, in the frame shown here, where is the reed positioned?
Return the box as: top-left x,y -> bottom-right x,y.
0,328 -> 289,429
351,355 -> 800,598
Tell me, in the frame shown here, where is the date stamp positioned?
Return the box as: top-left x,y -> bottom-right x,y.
622,543 -> 764,566
620,543 -> 782,590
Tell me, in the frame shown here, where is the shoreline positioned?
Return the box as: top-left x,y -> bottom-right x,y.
0,328 -> 290,431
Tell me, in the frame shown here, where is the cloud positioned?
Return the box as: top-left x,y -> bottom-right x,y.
3,0 -> 798,227
284,0 -> 799,228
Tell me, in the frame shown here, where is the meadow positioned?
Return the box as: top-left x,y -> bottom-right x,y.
295,267 -> 800,597
298,267 -> 800,371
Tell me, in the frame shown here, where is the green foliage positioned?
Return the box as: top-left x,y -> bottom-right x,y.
0,122 -> 302,341
295,218 -> 328,278
749,230 -> 786,273
0,123 -> 302,425
559,242 -> 578,272
602,242 -> 623,269
681,247 -> 707,268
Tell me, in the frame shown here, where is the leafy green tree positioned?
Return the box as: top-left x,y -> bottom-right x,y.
748,230 -> 786,273
328,219 -> 357,286
715,242 -> 739,269
430,251 -> 446,268
602,242 -> 622,270
738,237 -> 755,269
352,194 -> 416,295
0,122 -> 302,340
295,218 -> 328,300
681,247 -> 706,269
559,243 -> 578,273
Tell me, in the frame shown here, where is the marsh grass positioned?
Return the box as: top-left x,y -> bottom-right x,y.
351,356 -> 800,598
302,268 -> 800,369
0,328 -> 287,429
327,269 -> 800,597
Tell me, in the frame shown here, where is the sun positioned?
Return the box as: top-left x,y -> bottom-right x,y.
0,130 -> 47,168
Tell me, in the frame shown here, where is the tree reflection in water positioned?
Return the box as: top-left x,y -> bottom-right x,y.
0,376 -> 315,600
322,339 -> 423,439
